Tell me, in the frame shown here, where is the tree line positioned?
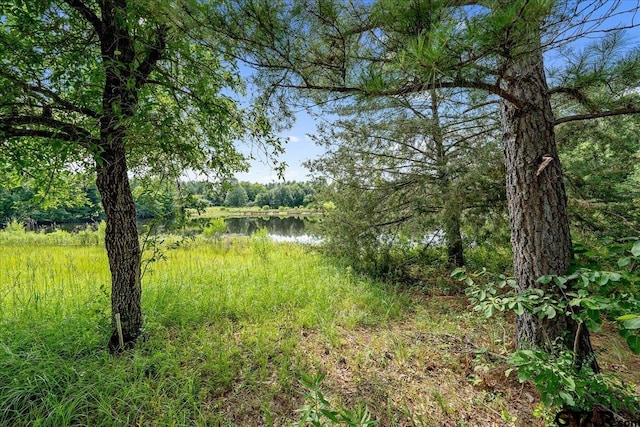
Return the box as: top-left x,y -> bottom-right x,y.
0,178 -> 326,226
184,179 -> 325,209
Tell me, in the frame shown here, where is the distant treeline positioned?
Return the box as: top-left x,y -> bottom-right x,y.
184,180 -> 325,209
0,178 -> 327,226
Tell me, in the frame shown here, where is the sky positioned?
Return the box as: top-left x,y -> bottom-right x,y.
235,109 -> 325,184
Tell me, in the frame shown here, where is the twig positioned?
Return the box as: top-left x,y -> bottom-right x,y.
115,313 -> 124,350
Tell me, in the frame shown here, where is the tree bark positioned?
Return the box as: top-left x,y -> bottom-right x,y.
95,141 -> 142,351
500,40 -> 598,371
95,0 -> 145,351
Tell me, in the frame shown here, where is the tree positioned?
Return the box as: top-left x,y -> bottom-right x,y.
212,0 -> 640,368
309,88 -> 504,270
558,115 -> 640,239
0,1 -> 274,350
224,183 -> 249,207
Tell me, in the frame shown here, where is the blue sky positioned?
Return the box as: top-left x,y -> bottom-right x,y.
236,109 -> 325,184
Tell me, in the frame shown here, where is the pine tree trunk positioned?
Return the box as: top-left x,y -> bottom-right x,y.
444,205 -> 464,267
500,42 -> 599,371
95,141 -> 142,352
430,89 -> 464,267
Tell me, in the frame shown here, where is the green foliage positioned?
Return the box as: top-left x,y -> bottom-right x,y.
224,183 -> 249,208
184,180 -> 323,209
252,227 -> 272,261
453,238 -> 640,413
0,177 -> 103,226
202,218 -> 227,238
293,372 -> 377,427
506,347 -> 635,412
4,219 -> 26,234
558,115 -> 640,238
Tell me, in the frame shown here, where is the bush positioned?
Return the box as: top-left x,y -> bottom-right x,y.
5,219 -> 26,234
453,239 -> 640,418
203,218 -> 227,238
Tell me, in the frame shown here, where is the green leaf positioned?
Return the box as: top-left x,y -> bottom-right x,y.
616,314 -> 638,321
450,267 -> 465,278
563,376 -> 576,392
626,335 -> 640,354
622,317 -> 640,330
619,329 -> 632,339
320,409 -> 340,422
544,305 -> 557,319
514,303 -> 525,316
617,257 -> 631,267
517,369 -> 530,382
631,241 -> 640,257
559,391 -> 575,407
537,275 -> 553,284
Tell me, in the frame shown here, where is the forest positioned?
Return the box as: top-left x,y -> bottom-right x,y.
1,1 -> 640,426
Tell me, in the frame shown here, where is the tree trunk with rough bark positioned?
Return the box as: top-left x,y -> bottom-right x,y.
95,0 -> 146,351
500,41 -> 598,371
95,141 -> 142,351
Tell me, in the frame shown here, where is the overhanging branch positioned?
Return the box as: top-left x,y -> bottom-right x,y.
0,115 -> 98,148
278,79 -> 524,109
555,106 -> 640,126
0,71 -> 101,119
135,25 -> 168,89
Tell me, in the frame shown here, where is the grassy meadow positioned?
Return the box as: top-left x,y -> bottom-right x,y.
0,225 -> 638,426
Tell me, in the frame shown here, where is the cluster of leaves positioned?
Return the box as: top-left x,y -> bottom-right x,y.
0,176 -> 102,225
558,115 -> 640,239
452,240 -> 640,411
507,347 -> 636,412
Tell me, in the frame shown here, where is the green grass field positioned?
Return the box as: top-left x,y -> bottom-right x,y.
0,227 -> 638,426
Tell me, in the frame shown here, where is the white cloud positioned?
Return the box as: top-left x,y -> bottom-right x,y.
287,135 -> 301,142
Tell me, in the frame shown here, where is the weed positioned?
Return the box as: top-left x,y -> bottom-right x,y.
294,372 -> 377,427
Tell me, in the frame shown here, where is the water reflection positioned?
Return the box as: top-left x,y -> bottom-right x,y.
32,215 -> 322,243
224,216 -> 307,237
224,216 -> 321,244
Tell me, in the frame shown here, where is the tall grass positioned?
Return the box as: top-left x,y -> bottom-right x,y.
0,227 -> 410,426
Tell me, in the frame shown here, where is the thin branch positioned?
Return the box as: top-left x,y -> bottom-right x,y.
0,70 -> 101,119
279,79 -> 524,109
135,25 -> 168,89
555,106 -> 640,126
